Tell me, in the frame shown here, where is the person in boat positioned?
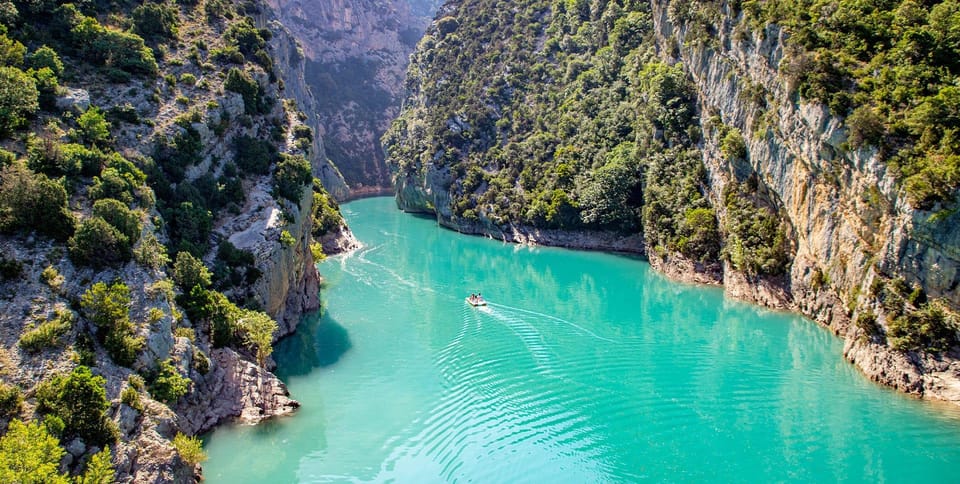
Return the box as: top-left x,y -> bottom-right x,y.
476,293 -> 485,303
469,293 -> 476,304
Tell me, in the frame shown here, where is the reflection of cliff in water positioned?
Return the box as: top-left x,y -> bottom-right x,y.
275,310 -> 353,378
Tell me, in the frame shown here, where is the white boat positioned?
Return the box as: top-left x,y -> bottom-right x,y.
466,296 -> 487,307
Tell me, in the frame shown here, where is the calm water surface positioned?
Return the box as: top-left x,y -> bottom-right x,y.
204,197 -> 960,482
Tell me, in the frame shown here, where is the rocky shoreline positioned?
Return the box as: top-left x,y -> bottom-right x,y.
399,202 -> 960,407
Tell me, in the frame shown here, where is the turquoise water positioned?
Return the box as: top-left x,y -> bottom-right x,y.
204,197 -> 960,482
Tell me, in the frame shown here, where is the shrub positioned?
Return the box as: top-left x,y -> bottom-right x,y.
193,350 -> 210,375
89,155 -> 147,205
846,105 -> 885,149
722,180 -> 791,276
69,217 -> 132,269
172,433 -> 207,466
73,107 -> 111,147
93,198 -> 142,243
70,14 -> 158,77
856,311 -> 882,338
311,188 -> 343,237
720,127 -> 747,161
0,420 -> 68,484
149,359 -> 190,403
132,2 -> 180,41
18,310 -> 73,353
224,67 -> 263,114
120,385 -> 142,411
888,302 -> 958,353
0,163 -> 75,240
172,251 -> 212,292
0,254 -> 21,281
236,309 -> 277,366
234,135 -> 276,175
27,46 -> 63,76
279,229 -> 295,247
134,232 -> 170,270
292,124 -> 312,142
80,281 -> 143,367
0,66 -> 39,134
273,153 -> 312,203
0,383 -> 22,418
165,201 -> 211,257
35,366 -> 118,447
78,447 -> 115,484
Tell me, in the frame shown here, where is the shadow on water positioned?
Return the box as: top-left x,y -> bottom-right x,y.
274,309 -> 353,380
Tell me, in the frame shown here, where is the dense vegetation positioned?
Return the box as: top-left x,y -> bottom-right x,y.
0,0 -> 329,478
386,0 -> 957,354
384,0 -> 785,271
699,0 -> 960,209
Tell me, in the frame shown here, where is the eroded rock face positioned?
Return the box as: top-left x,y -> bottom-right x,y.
264,0 -> 441,194
648,1 -> 960,400
175,348 -> 299,436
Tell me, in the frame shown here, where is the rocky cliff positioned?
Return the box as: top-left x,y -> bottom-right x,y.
648,1 -> 960,402
385,0 -> 960,405
0,0 -> 355,481
265,0 -> 441,196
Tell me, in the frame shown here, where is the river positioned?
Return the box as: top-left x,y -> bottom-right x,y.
203,196 -> 960,482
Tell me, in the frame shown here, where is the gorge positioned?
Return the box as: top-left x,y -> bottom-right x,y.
204,197 -> 960,482
0,0 -> 958,482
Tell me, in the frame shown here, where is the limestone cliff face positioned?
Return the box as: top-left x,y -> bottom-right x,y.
389,1 -> 959,404
646,1 -> 960,401
264,0 -> 440,195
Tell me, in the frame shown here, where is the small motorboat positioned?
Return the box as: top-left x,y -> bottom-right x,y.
466,294 -> 487,306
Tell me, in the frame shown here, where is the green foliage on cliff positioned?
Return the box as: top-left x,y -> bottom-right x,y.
0,162 -> 75,240
273,153 -> 312,203
0,420 -> 68,484
35,366 -> 118,447
80,282 -> 144,367
18,309 -> 73,353
172,433 -> 207,466
384,0 -> 721,265
722,178 -> 792,277
149,359 -> 190,403
77,447 -> 115,484
731,0 -> 960,208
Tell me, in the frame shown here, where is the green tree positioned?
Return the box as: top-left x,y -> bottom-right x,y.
73,107 -> 111,147
0,382 -> 22,418
0,420 -> 69,484
77,447 -> 115,484
578,143 -> 641,231
35,366 -> 117,447
149,359 -> 190,403
132,2 -> 179,41
92,198 -> 142,243
172,433 -> 206,466
26,46 -> 63,76
273,153 -> 311,203
133,232 -> 170,270
236,309 -> 277,366
224,67 -> 263,115
0,163 -> 75,240
0,66 -> 38,134
68,217 -> 132,268
80,281 -> 143,367
172,251 -> 212,292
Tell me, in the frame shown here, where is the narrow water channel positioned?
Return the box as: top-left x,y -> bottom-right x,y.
204,197 -> 960,482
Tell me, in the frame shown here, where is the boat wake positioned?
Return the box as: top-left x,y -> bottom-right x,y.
485,302 -> 616,344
